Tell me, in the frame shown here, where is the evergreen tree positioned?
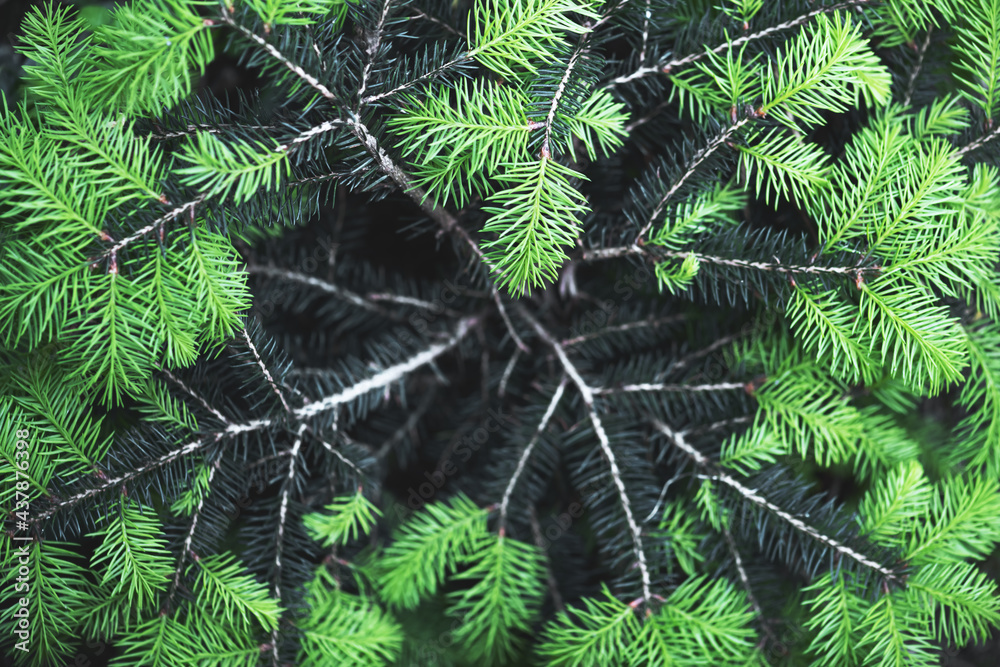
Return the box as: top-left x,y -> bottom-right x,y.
2,0 -> 1000,665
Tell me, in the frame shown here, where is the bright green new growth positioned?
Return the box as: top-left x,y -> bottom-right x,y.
657,22 -> 1000,397
88,1 -> 215,113
303,491 -> 383,547
0,1 -> 250,404
387,0 -> 627,295
443,533 -> 547,664
87,502 -> 174,626
801,464 -> 1000,667
298,568 -> 404,666
189,553 -> 284,633
480,157 -> 592,294
794,100 -> 999,395
537,577 -> 756,666
470,0 -> 598,79
176,132 -> 292,204
244,0 -> 351,30
375,494 -> 489,609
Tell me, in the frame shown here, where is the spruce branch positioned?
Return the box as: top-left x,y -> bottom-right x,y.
32,316 -> 475,528
684,415 -> 755,436
84,0 -> 216,113
376,494 -> 491,609
444,533 -> 547,663
498,347 -> 524,399
168,456 -> 221,611
387,79 -> 539,208
270,421 -> 308,666
634,117 -> 750,243
145,123 -> 282,141
341,112 -> 485,261
296,315 -> 478,419
240,327 -> 293,415
536,585 -> 641,665
304,489 -> 382,549
537,0 -> 631,158
204,23 -> 530,350
245,265 -> 397,317
900,29 -> 932,108
158,365 -> 231,426
311,429 -> 367,480
858,278 -> 967,394
605,0 -> 871,88
722,525 -> 779,649
654,419 -> 902,583
756,10 -> 892,125
481,157 -> 589,295
7,1 -> 1000,663
297,569 -> 402,664
359,52 -> 472,106
957,121 -> 1000,156
363,0 -> 621,107
560,313 -> 686,347
952,0 -> 1000,119
787,285 -> 881,386
220,7 -> 338,102
470,0 -> 597,80
637,0 -> 652,65
365,291 -> 465,316
498,377 -> 567,532
594,381 -> 747,395
642,469 -> 684,524
519,308 -> 654,606
31,433 -> 220,526
273,119 -> 345,153
581,245 -> 878,281
103,194 -> 208,260
357,0 -> 395,104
